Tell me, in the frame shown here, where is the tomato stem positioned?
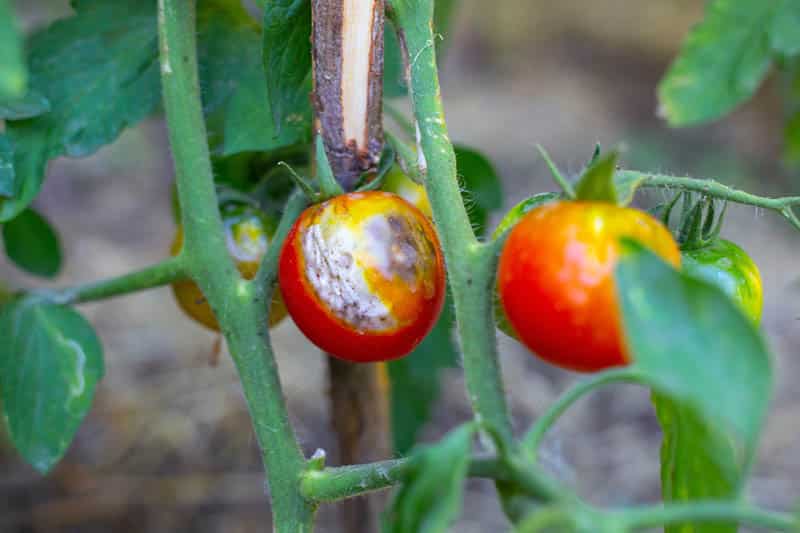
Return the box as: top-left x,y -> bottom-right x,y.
615,502 -> 798,531
157,1 -> 314,531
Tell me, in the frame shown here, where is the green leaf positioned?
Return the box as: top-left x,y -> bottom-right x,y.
0,300 -> 104,473
615,241 -> 772,518
383,424 -> 475,533
492,192 -> 561,239
384,18 -> 408,98
389,295 -> 458,454
2,207 -> 62,278
654,394 -> 739,533
0,0 -> 161,222
658,0 -> 800,126
0,90 -> 51,120
262,0 -> 313,132
454,145 -> 503,237
612,169 -> 645,207
0,135 -> 14,198
0,0 -> 27,100
770,1 -> 800,57
574,151 -> 618,203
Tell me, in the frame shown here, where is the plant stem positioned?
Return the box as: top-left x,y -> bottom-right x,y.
157,1 -> 313,531
522,368 -> 643,459
622,170 -> 800,231
617,502 -> 797,531
27,256 -> 186,305
389,0 -> 513,443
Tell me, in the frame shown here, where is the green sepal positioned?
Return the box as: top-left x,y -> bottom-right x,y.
574,150 -> 619,203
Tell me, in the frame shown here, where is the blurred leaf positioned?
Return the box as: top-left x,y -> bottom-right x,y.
0,135 -> 14,198
0,300 -> 104,473
383,424 -> 475,533
0,90 -> 50,120
612,169 -> 645,206
384,18 -> 408,98
0,0 -> 26,100
654,394 -> 739,533
454,145 -> 503,237
262,0 -> 313,132
659,0 -> 800,126
2,207 -> 61,278
389,294 -> 457,454
770,1 -> 800,57
0,0 -> 161,222
616,241 -> 772,516
574,151 -> 618,203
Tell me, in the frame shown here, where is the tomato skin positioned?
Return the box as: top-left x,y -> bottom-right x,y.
279,191 -> 446,363
171,209 -> 287,331
497,201 -> 681,372
681,239 -> 762,324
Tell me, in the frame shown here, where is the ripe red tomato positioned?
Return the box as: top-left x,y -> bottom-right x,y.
497,201 -> 681,372
171,207 -> 287,331
279,191 -> 446,362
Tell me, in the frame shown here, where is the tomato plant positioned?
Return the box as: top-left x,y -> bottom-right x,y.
279,191 -> 445,362
1,1 -> 799,532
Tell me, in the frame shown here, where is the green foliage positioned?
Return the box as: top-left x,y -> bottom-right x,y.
0,0 -> 161,223
0,300 -> 104,473
659,0 -> 800,126
0,136 -> 14,198
262,0 -> 313,133
384,19 -> 408,98
384,424 -> 475,533
0,0 -> 26,100
2,207 -> 62,278
654,394 -> 739,533
0,90 -> 50,120
574,151 -> 619,203
616,241 -> 772,526
455,145 -> 503,236
389,296 -> 457,454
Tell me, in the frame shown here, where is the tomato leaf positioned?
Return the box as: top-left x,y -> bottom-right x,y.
0,0 -> 161,222
383,424 -> 475,533
262,0 -> 313,133
454,145 -> 503,237
0,0 -> 26,100
653,393 -> 739,533
0,90 -> 51,121
2,207 -> 62,278
0,300 -> 104,473
616,241 -> 772,523
574,150 -> 618,203
388,295 -> 458,454
0,135 -> 14,198
658,0 -> 800,126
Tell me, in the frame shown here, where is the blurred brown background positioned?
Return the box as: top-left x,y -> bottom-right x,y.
2,1 -> 799,531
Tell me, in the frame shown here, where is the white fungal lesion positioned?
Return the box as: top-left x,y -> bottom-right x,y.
302,222 -> 396,331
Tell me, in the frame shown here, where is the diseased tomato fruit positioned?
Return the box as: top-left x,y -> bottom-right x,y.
279,191 -> 446,362
171,207 -> 287,331
382,165 -> 431,217
497,201 -> 681,372
681,239 -> 762,324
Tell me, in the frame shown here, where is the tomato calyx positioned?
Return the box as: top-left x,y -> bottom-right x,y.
659,192 -> 727,251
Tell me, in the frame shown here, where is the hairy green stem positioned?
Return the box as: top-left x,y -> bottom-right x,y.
26,256 -> 186,305
616,502 -> 798,531
622,171 -> 800,231
157,1 -> 313,531
389,0 -> 513,443
522,368 -> 643,459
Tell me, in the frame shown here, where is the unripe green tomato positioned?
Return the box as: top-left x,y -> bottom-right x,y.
171,206 -> 287,331
681,239 -> 763,324
382,165 -> 432,218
